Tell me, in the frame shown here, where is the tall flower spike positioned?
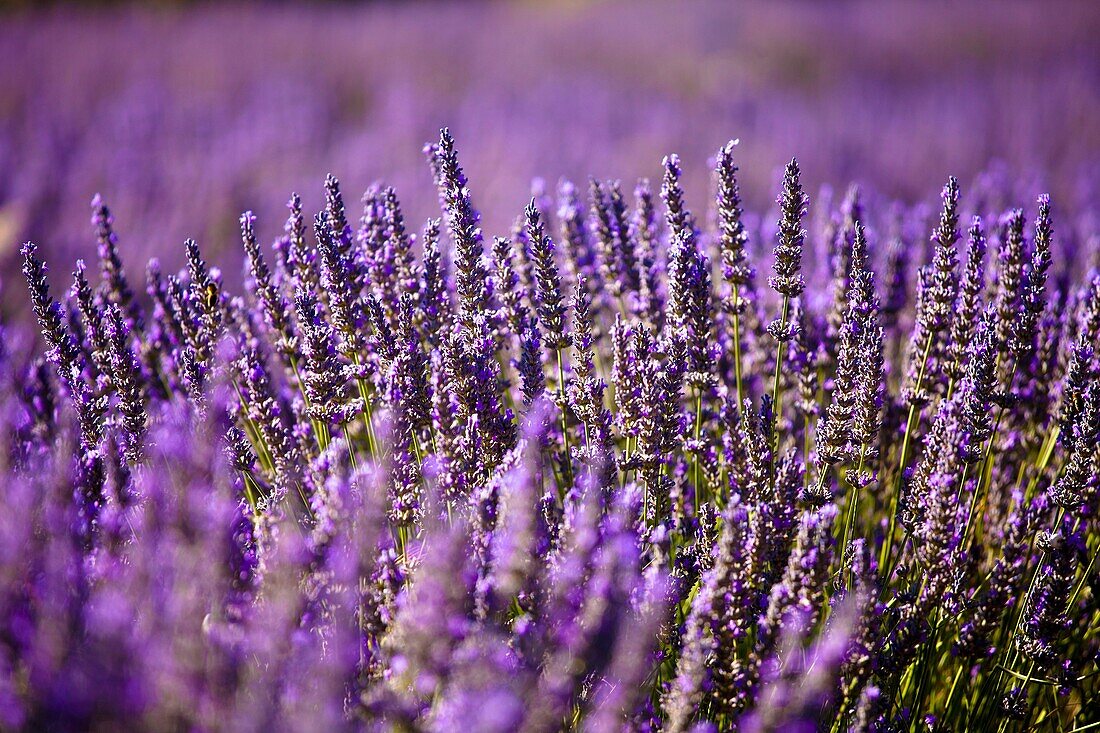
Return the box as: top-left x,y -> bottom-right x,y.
947,216 -> 988,382
1015,523 -> 1076,668
816,222 -> 870,470
1051,379 -> 1099,510
103,303 -> 147,464
766,159 -> 809,432
323,174 -> 357,262
716,140 -> 753,399
388,293 -> 433,434
666,228 -> 714,382
557,179 -> 594,294
1056,278 -> 1098,442
1011,194 -> 1054,356
568,278 -> 613,472
661,153 -> 697,241
383,301 -> 427,535
358,185 -> 387,295
71,259 -> 111,377
525,199 -> 570,350
1076,274 -> 1100,346
383,186 -> 419,302
515,319 -> 545,407
789,300 -> 820,425
608,181 -> 639,295
183,237 -> 223,367
925,176 -> 961,336
492,235 -> 529,338
591,180 -> 640,300
509,213 -> 537,312
418,218 -> 449,347
236,337 -> 300,487
826,187 -> 863,349
633,178 -> 663,325
22,242 -> 83,379
590,179 -> 622,299
284,192 -> 318,292
635,332 -> 686,520
899,180 -> 961,405
295,290 -> 349,426
957,312 -> 998,463
993,209 -> 1026,351
770,159 -> 808,300
881,234 -> 909,347
145,259 -> 184,366
611,315 -> 642,441
431,127 -> 491,332
715,140 -> 750,291
92,194 -> 143,331
315,212 -> 366,355
849,221 -> 883,462
241,211 -> 297,363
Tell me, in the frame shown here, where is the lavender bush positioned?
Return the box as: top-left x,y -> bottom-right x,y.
2,121 -> 1099,731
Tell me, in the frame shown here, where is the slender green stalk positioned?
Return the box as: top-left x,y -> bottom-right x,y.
556,348 -> 574,491
770,294 -> 791,449
289,357 -> 331,455
881,330 -> 936,572
941,664 -> 965,727
692,387 -> 704,512
839,449 -> 867,588
731,292 -> 744,406
351,353 -> 378,458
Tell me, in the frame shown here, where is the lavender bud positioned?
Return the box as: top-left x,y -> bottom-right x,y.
770,159 -> 808,299
525,200 -> 570,350
924,177 -> 961,335
295,291 -> 349,426
91,194 -> 143,332
946,216 -> 988,381
103,304 -> 147,463
515,320 -> 546,407
241,211 -> 297,362
1010,194 -> 1054,356
431,128 -> 491,332
491,235 -> 529,337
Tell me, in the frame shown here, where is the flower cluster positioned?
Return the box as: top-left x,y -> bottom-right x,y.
3,131 -> 1100,732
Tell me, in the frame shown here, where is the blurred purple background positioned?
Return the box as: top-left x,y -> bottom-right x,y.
0,0 -> 1097,308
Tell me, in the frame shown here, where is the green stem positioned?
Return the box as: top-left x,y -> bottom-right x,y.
692,387 -> 704,513
770,295 -> 791,450
289,357 -> 330,455
731,292 -> 744,406
351,354 -> 378,458
840,449 -> 867,588
880,331 -> 936,573
556,348 -> 574,493
343,423 -> 360,473
941,664 -> 965,727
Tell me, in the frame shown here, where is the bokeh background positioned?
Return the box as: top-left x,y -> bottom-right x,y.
0,0 -> 1097,309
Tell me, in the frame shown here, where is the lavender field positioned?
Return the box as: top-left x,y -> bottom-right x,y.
2,1 -> 1100,731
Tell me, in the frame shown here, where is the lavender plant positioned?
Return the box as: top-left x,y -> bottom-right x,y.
3,130 -> 1099,733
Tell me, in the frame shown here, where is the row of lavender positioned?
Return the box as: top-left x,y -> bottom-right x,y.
4,1 -> 1097,294
3,128 -> 1099,730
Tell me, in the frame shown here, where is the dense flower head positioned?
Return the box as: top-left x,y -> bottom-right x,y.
770,158 -> 808,299
524,199 -> 570,350
4,128 -> 1099,733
